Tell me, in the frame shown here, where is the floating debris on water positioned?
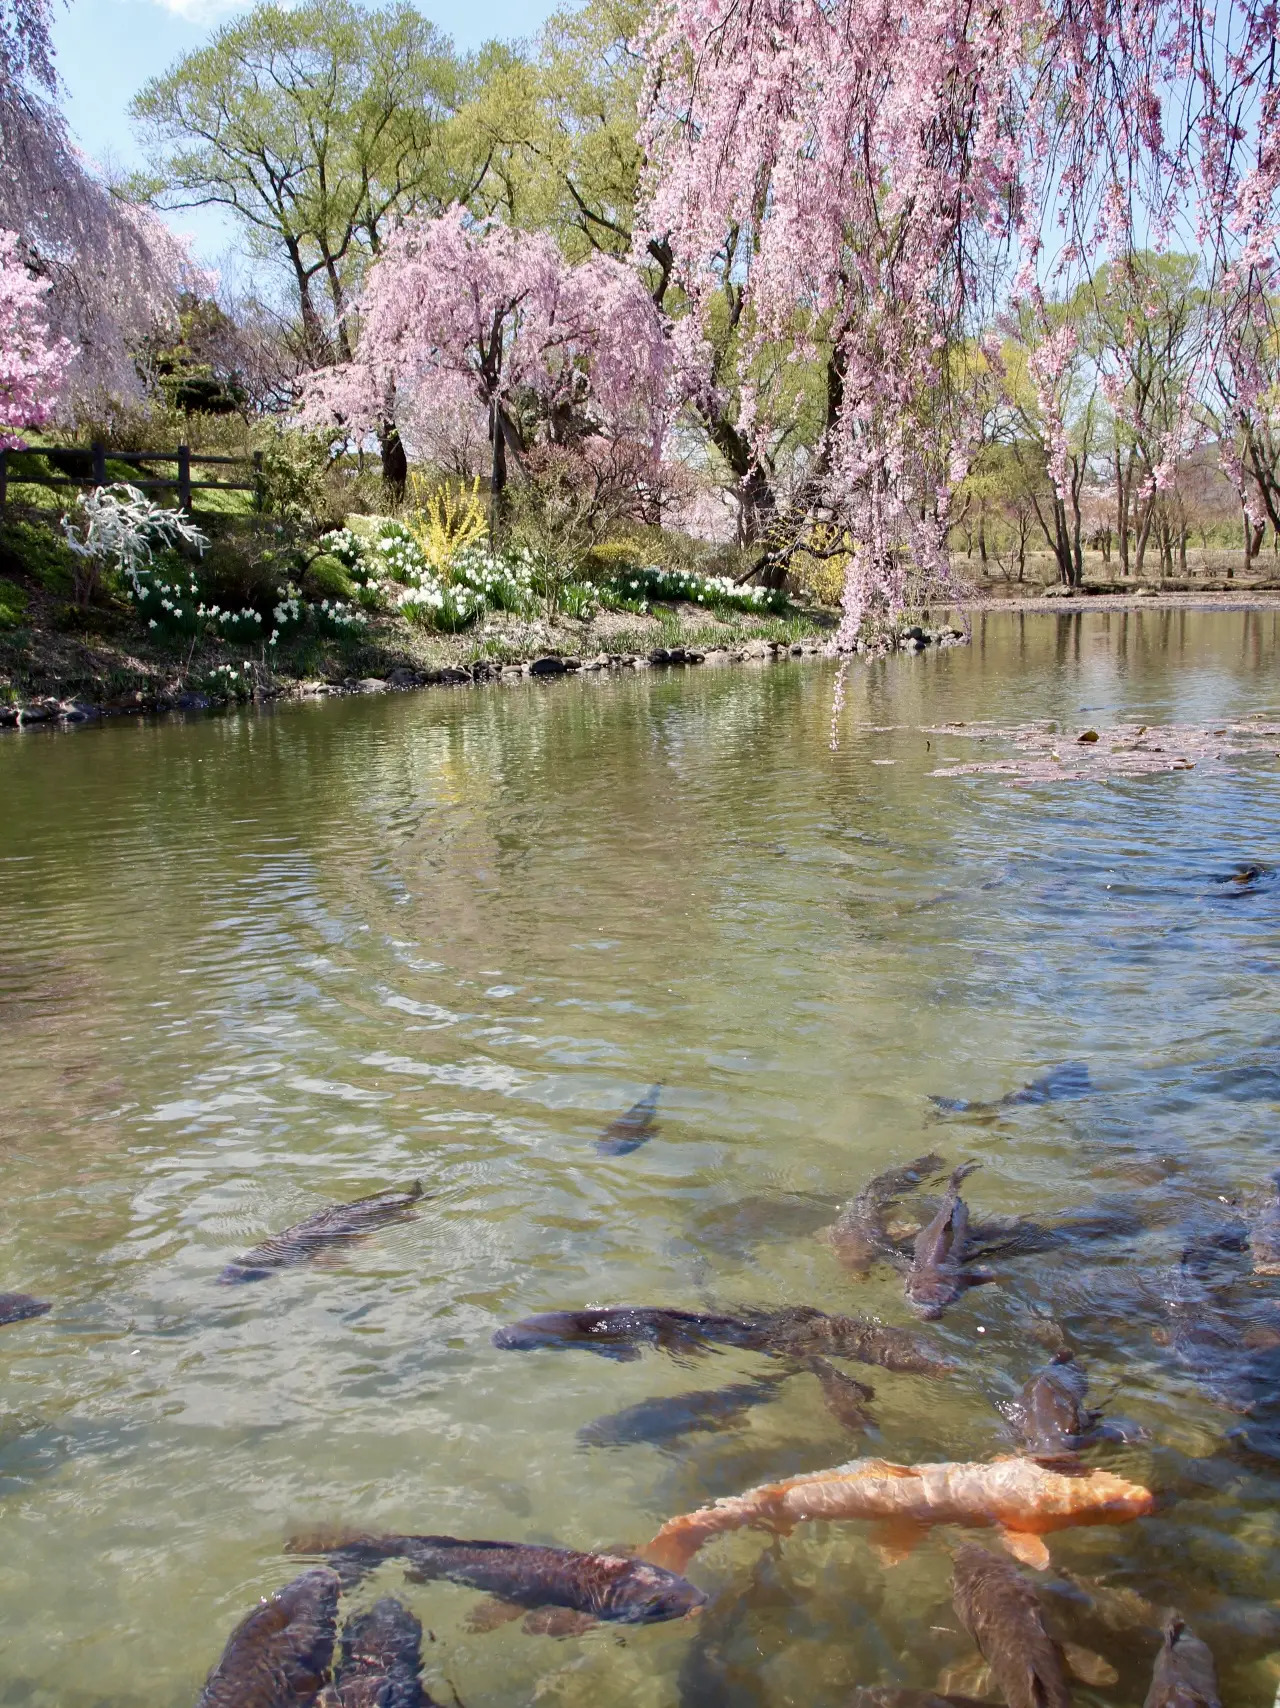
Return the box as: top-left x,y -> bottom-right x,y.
925,719 -> 1280,783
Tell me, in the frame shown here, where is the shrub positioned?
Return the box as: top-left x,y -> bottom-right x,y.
405,474 -> 488,571
60,483 -> 209,608
313,597 -> 367,637
449,544 -> 535,614
252,427 -> 334,532
198,539 -> 288,617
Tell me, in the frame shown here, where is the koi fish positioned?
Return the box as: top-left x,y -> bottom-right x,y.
643,1454 -> 1155,1574
577,1376 -> 786,1448
1211,861 -> 1272,897
951,1544 -> 1071,1708
493,1303 -> 948,1375
289,1532 -> 706,1632
999,1350 -> 1099,1460
931,1062 -> 1091,1115
218,1184 -> 424,1283
1143,1616 -> 1221,1708
320,1597 -> 433,1708
0,1292 -> 51,1326
596,1084 -> 662,1156
905,1164 -> 994,1319
824,1154 -> 947,1274
196,1568 -> 340,1708
1248,1172 -> 1280,1276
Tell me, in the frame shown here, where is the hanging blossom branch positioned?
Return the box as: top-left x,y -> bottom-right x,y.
0,0 -> 196,415
635,0 -> 1280,652
0,226 -> 74,446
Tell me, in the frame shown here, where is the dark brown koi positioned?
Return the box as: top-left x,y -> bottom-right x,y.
577,1376 -> 786,1448
289,1532 -> 705,1627
0,1292 -> 51,1326
931,1062 -> 1091,1115
826,1153 -> 947,1274
1143,1615 -> 1221,1708
196,1568 -> 340,1708
218,1184 -> 424,1284
905,1164 -> 994,1319
951,1544 -> 1071,1708
1002,1350 -> 1098,1460
741,1305 -> 954,1377
492,1306 -> 753,1362
596,1084 -> 662,1156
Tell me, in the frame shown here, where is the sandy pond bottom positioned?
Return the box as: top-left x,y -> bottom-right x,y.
1,607 -> 1279,1707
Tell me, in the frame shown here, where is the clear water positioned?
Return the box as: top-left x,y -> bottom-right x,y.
2,608 -> 1279,1708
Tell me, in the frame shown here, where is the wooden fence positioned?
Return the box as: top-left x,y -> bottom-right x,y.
0,443 -> 265,513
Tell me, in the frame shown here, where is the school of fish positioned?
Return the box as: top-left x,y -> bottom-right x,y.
15,1066 -> 1273,1706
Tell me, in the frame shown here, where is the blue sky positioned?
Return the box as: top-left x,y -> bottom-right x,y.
52,0 -> 561,266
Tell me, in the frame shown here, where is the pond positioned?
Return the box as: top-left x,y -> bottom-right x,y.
1,608 -> 1279,1708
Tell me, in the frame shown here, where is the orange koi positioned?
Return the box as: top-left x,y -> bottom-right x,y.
643,1454 -> 1154,1574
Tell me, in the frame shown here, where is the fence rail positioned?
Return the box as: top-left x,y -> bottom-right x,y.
0,443 -> 265,513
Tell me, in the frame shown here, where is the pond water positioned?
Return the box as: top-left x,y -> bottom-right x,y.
2,608 -> 1279,1708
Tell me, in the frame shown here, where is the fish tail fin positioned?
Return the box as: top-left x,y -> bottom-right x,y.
640,1535 -> 699,1575
949,1160 -> 982,1189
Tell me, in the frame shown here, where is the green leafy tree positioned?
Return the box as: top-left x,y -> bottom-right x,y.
132,0 -> 483,488
462,0 -> 797,552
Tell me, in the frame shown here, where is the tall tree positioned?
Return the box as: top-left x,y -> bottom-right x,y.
133,0 -> 484,488
464,0 -> 793,551
303,205 -> 668,507
637,0 -> 1280,638
0,0 -> 190,415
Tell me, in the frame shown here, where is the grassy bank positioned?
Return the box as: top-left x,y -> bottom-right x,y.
0,499 -> 840,718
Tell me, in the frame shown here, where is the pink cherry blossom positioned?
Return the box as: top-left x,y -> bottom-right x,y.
636,0 -> 1280,634
0,227 -> 74,448
305,206 -> 669,485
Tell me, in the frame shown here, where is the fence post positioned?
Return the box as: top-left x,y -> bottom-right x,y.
252,449 -> 264,513
0,448 -> 7,510
91,442 -> 106,488
178,444 -> 192,512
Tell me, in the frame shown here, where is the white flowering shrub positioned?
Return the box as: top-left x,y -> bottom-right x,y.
62,482 -> 209,612
199,662 -> 254,701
